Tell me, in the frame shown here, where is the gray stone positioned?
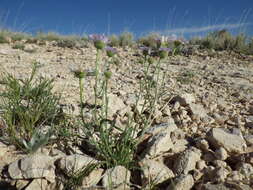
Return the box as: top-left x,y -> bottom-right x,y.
236,163 -> 253,178
58,154 -> 98,176
215,147 -> 228,160
207,128 -> 246,153
107,93 -> 126,118
202,183 -> 231,190
144,131 -> 174,158
171,93 -> 195,106
8,153 -> 55,182
244,135 -> 253,145
245,116 -> 253,128
167,174 -> 194,190
25,179 -> 48,190
189,103 -> 208,120
140,159 -> 174,185
102,165 -> 130,189
82,168 -> 104,188
249,106 -> 253,115
173,147 -> 201,175
144,121 -> 177,136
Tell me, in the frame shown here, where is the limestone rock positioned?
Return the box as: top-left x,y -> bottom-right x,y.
107,93 -> 126,118
167,174 -> 194,190
173,147 -> 201,175
58,154 -> 98,176
8,153 -> 55,182
25,179 -> 48,190
102,165 -> 130,189
82,168 -> 104,188
207,128 -> 246,153
144,131 -> 173,158
244,135 -> 253,145
202,183 -> 231,190
189,103 -> 208,120
140,159 -> 174,185
214,147 -> 228,160
144,121 -> 177,136
171,93 -> 195,106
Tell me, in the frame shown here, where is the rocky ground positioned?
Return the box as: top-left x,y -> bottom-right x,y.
0,41 -> 253,190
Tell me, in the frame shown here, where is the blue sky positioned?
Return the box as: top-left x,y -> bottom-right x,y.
0,0 -> 252,38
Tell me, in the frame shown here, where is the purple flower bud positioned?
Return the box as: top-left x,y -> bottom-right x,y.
105,46 -> 117,57
139,46 -> 151,56
89,34 -> 109,49
158,47 -> 172,58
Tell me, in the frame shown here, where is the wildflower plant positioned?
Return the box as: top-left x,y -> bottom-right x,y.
0,62 -> 61,152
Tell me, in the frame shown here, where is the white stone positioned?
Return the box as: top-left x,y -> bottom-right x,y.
8,153 -> 55,182
145,131 -> 173,158
25,179 -> 48,190
174,147 -> 201,175
215,147 -> 228,160
171,93 -> 195,106
102,165 -> 130,189
207,128 -> 246,153
58,154 -> 98,176
82,168 -> 104,188
141,159 -> 174,185
167,174 -> 194,190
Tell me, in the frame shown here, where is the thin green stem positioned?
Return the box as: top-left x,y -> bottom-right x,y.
79,77 -> 85,124
94,49 -> 100,122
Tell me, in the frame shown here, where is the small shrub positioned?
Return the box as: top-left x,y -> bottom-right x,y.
119,31 -> 134,47
0,62 -> 61,152
138,33 -> 161,49
11,32 -> 29,41
0,35 -> 9,43
12,43 -> 25,50
35,31 -> 63,42
108,34 -> 120,47
57,38 -> 77,48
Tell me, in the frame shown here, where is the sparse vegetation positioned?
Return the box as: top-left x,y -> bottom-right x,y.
12,43 -> 25,50
190,29 -> 253,55
0,27 -> 252,189
118,31 -> 134,47
0,62 -> 61,153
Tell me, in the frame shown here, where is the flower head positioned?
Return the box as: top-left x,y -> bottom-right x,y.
89,34 -> 109,49
154,37 -> 162,48
105,46 -> 117,57
158,47 -> 172,59
139,46 -> 151,56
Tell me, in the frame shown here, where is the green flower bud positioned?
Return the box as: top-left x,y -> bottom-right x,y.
104,71 -> 112,79
94,41 -> 105,50
73,70 -> 85,79
148,57 -> 155,65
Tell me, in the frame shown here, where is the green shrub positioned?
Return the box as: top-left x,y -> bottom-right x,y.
12,43 -> 25,50
138,33 -> 161,49
119,31 -> 134,47
11,32 -> 30,41
0,63 -> 61,152
35,31 -> 63,41
0,35 -> 8,43
108,34 -> 120,47
57,38 -> 77,48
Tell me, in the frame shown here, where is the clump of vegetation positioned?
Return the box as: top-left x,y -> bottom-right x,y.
176,70 -> 196,84
0,62 -> 61,153
118,31 -> 134,47
108,34 -> 120,47
35,31 -> 63,42
190,29 -> 253,55
12,43 -> 25,50
137,32 -> 162,49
